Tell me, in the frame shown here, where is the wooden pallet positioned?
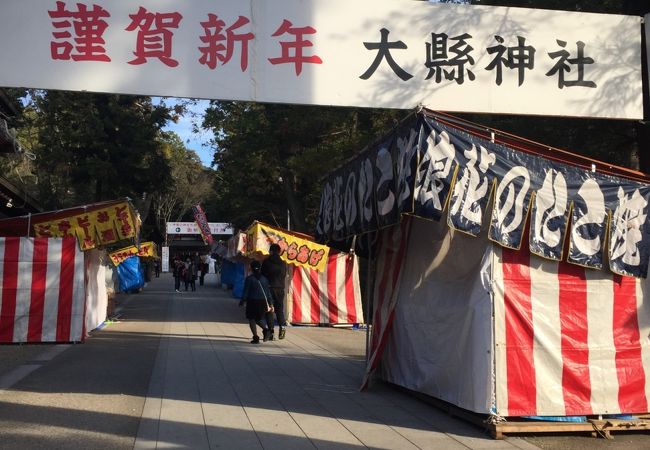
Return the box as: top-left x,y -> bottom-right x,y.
391,384 -> 650,439
489,418 -> 650,440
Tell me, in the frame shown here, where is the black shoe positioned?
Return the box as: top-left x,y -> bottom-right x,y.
262,329 -> 270,342
251,336 -> 260,344
268,333 -> 274,341
279,329 -> 286,340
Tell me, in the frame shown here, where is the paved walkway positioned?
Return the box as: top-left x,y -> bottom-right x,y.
1,274 -> 541,449
130,275 -> 538,450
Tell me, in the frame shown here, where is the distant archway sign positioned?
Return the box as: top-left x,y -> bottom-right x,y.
0,0 -> 643,119
166,222 -> 234,236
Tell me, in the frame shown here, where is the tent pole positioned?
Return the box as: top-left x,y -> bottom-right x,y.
364,232 -> 373,363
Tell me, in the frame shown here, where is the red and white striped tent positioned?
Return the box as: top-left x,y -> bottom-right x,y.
0,236 -> 109,344
237,223 -> 364,326
492,241 -> 649,416
364,216 -> 650,417
287,250 -> 363,325
0,198 -> 139,343
316,109 -> 650,418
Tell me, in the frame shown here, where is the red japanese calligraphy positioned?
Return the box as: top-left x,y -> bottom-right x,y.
268,19 -> 323,75
48,1 -> 111,62
286,242 -> 299,260
120,222 -> 133,237
35,223 -> 53,237
101,228 -> 116,242
96,210 -> 110,223
125,7 -> 182,67
114,205 -> 129,220
76,215 -> 92,238
308,249 -> 325,267
82,237 -> 97,249
296,245 -> 310,264
57,220 -> 72,236
199,14 -> 254,71
114,205 -> 134,238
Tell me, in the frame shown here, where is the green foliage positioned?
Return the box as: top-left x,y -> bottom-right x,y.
150,131 -> 215,240
2,90 -> 215,243
0,88 -> 26,119
202,102 -> 402,232
26,91 -> 172,210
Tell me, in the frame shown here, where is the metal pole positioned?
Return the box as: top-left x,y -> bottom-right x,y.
364,233 -> 374,363
287,209 -> 290,231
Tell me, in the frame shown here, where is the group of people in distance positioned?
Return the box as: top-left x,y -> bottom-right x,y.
240,243 -> 288,344
172,252 -> 210,292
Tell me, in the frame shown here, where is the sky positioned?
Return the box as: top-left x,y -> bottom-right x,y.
153,98 -> 215,167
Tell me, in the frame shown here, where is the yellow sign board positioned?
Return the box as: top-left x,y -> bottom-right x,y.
245,222 -> 329,272
109,241 -> 157,266
33,201 -> 137,251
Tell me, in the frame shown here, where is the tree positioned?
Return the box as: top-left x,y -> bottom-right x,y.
2,90 -> 217,243
26,91 -> 172,210
150,132 -> 215,242
202,102 -> 402,232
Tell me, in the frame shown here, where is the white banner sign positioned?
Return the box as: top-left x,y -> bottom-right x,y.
646,13 -> 650,110
167,222 -> 234,235
0,0 -> 642,119
161,246 -> 169,272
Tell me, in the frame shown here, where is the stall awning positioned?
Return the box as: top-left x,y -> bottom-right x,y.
317,108 -> 650,278
245,221 -> 330,272
0,198 -> 138,251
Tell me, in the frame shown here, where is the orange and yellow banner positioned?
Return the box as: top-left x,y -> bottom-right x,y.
109,241 -> 157,266
245,222 -> 329,272
33,201 -> 137,251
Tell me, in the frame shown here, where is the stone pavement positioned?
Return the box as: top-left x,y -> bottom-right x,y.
132,275 -> 540,450
0,273 -> 543,449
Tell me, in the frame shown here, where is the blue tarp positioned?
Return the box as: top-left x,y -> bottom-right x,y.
220,259 -> 235,286
524,414 -> 636,423
232,266 -> 245,298
221,259 -> 245,298
117,256 -> 145,292
524,416 -> 587,423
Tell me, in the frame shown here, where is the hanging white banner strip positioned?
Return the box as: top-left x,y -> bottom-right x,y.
646,13 -> 650,119
0,0 -> 642,119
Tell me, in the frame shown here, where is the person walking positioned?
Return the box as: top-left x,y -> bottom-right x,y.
199,253 -> 210,286
261,243 -> 288,340
154,259 -> 160,278
183,258 -> 196,291
172,256 -> 184,292
239,260 -> 273,344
